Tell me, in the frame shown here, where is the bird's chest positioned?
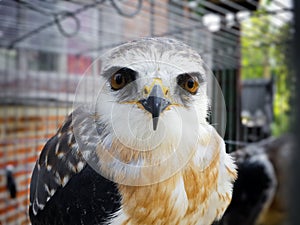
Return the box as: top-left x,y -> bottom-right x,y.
114,157 -> 228,225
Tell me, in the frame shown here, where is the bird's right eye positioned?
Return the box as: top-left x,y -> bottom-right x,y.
111,73 -> 126,90
110,67 -> 137,91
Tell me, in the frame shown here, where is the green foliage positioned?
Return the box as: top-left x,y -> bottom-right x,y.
241,6 -> 292,136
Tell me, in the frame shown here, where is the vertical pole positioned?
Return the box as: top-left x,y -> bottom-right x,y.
235,19 -> 242,148
150,0 -> 155,36
15,3 -> 21,224
291,1 -> 300,224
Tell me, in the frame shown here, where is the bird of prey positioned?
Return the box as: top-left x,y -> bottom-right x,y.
29,37 -> 237,225
215,134 -> 293,225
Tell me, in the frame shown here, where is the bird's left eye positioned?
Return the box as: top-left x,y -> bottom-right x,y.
177,74 -> 199,95
110,68 -> 137,90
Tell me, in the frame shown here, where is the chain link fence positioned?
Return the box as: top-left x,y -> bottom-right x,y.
0,0 -> 293,224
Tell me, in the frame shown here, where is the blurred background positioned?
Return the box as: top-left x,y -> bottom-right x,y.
0,0 -> 295,224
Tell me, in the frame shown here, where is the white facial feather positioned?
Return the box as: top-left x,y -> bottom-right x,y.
87,38 -> 213,186
96,38 -> 208,148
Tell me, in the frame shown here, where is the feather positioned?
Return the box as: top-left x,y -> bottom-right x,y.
29,37 -> 236,225
215,134 -> 293,225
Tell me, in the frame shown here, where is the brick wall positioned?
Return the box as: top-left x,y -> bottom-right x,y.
0,106 -> 70,225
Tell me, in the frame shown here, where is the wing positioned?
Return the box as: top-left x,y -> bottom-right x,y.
214,140 -> 278,225
214,135 -> 293,225
223,155 -> 276,225
29,109 -> 121,225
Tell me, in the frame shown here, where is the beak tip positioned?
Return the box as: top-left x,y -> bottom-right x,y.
152,117 -> 159,131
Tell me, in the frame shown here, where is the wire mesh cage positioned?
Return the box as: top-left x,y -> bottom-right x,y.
0,0 -> 293,224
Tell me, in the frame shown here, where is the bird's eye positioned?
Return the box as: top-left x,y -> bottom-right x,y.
177,74 -> 199,95
111,73 -> 126,90
110,68 -> 137,90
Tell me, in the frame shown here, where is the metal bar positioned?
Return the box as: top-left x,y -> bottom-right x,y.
219,0 -> 249,12
150,0 -> 155,36
291,0 -> 300,224
246,0 -> 259,7
7,0 -> 118,48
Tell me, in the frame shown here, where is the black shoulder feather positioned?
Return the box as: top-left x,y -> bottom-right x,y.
29,110 -> 121,225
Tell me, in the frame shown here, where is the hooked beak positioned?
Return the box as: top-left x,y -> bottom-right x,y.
139,84 -> 170,131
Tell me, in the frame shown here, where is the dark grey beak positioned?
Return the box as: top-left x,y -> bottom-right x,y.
139,84 -> 170,131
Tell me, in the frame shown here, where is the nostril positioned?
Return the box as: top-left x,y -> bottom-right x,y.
143,86 -> 151,96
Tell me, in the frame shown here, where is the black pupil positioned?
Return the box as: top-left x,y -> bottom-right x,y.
187,79 -> 194,89
115,74 -> 124,85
